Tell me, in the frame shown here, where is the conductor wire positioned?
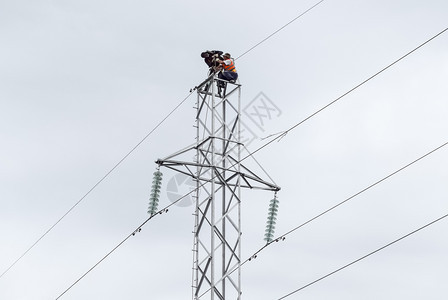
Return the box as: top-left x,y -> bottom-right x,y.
197,140 -> 448,299
243,26 -> 448,161
1,0 -> 328,281
0,91 -> 194,280
42,12 -> 448,300
276,213 -> 448,299
55,185 -> 197,299
235,0 -> 325,60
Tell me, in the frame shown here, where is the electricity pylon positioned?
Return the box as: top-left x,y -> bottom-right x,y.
156,74 -> 280,299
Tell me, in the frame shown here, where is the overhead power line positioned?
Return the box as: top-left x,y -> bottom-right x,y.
0,0 -> 328,281
58,28 -> 448,292
58,138 -> 448,300
276,213 -> 448,299
55,188 -> 196,299
194,23 -> 448,297
243,26 -> 448,161
196,140 -> 448,298
234,141 -> 448,271
235,0 -> 325,60
0,91 -> 194,280
57,25 -> 448,298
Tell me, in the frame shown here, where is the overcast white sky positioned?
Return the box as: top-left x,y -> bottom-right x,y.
1,0 -> 447,299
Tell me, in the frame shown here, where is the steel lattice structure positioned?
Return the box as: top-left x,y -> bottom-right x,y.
157,75 -> 280,300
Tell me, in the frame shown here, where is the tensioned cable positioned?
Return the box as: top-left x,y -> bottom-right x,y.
55,145 -> 281,298
235,0 -> 325,60
56,140 -> 279,298
197,140 -> 448,298
219,26 -> 448,277
276,213 -> 448,299
242,26 -> 448,162
1,0 -> 327,281
56,137 -> 447,299
247,142 -> 448,259
0,91 -> 194,280
56,25 -> 448,298
55,188 -> 197,299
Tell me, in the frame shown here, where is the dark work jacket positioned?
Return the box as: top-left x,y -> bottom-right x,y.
201,50 -> 223,68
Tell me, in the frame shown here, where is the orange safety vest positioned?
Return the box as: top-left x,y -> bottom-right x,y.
222,59 -> 236,72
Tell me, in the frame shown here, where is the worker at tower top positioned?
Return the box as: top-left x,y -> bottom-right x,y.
217,53 -> 238,82
201,50 -> 223,75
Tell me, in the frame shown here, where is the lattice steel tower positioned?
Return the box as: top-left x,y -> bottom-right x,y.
156,75 -> 280,300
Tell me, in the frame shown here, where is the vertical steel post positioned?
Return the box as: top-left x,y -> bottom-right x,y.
193,75 -> 242,300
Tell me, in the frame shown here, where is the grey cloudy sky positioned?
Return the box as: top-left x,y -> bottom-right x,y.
1,0 -> 447,299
